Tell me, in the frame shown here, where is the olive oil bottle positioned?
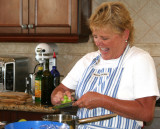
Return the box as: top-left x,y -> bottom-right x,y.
35,66 -> 43,102
41,59 -> 54,105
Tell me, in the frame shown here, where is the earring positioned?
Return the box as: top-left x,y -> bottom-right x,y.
125,40 -> 128,43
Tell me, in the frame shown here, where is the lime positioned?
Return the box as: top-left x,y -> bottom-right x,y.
18,119 -> 27,122
66,99 -> 72,102
61,99 -> 67,104
61,95 -> 72,104
63,95 -> 68,99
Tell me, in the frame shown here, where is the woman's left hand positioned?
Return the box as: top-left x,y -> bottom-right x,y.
72,91 -> 102,109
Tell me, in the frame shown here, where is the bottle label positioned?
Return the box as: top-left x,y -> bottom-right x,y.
35,80 -> 41,98
53,77 -> 60,87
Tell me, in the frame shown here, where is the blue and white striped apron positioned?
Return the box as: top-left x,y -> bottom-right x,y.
75,45 -> 141,129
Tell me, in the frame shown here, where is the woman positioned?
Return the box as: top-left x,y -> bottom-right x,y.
51,2 -> 159,129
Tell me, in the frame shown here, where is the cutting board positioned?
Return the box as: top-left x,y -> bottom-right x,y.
0,92 -> 32,104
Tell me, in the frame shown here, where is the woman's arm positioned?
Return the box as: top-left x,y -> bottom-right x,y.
73,91 -> 156,122
101,95 -> 156,122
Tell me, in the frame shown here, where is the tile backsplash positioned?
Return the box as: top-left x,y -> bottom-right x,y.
0,0 -> 160,89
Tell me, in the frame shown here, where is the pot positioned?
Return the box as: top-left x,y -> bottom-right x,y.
42,113 -> 117,129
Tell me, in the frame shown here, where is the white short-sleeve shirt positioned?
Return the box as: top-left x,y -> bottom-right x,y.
62,46 -> 159,101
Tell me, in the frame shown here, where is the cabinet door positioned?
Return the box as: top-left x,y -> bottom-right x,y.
0,0 -> 28,34
0,0 -> 83,42
29,0 -> 78,34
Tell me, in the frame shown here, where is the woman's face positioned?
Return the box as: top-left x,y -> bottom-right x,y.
92,26 -> 129,60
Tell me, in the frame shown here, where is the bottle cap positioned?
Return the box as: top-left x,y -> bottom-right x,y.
53,52 -> 56,58
38,66 -> 43,70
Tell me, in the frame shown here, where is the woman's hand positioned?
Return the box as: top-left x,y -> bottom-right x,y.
51,90 -> 64,105
73,91 -> 156,122
51,83 -> 75,105
73,91 -> 102,109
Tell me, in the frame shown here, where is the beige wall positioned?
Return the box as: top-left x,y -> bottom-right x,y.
0,0 -> 160,88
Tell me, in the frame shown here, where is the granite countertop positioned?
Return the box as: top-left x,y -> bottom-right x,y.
0,101 -> 159,114
0,101 -> 60,113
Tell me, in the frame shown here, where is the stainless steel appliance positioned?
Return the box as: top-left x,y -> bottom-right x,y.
0,56 -> 29,92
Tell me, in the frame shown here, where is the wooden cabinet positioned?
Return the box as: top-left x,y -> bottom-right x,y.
0,110 -> 55,122
0,0 -> 81,42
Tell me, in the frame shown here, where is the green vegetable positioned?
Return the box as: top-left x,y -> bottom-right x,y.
61,95 -> 72,104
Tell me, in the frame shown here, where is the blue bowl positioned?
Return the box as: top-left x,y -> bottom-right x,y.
5,121 -> 69,129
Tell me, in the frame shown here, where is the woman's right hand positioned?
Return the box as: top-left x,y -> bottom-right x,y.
51,91 -> 64,105
51,83 -> 74,105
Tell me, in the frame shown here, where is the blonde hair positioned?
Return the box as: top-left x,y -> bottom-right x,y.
89,2 -> 134,45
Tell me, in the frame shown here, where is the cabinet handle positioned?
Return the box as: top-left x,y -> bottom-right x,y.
21,24 -> 28,29
28,24 -> 34,29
